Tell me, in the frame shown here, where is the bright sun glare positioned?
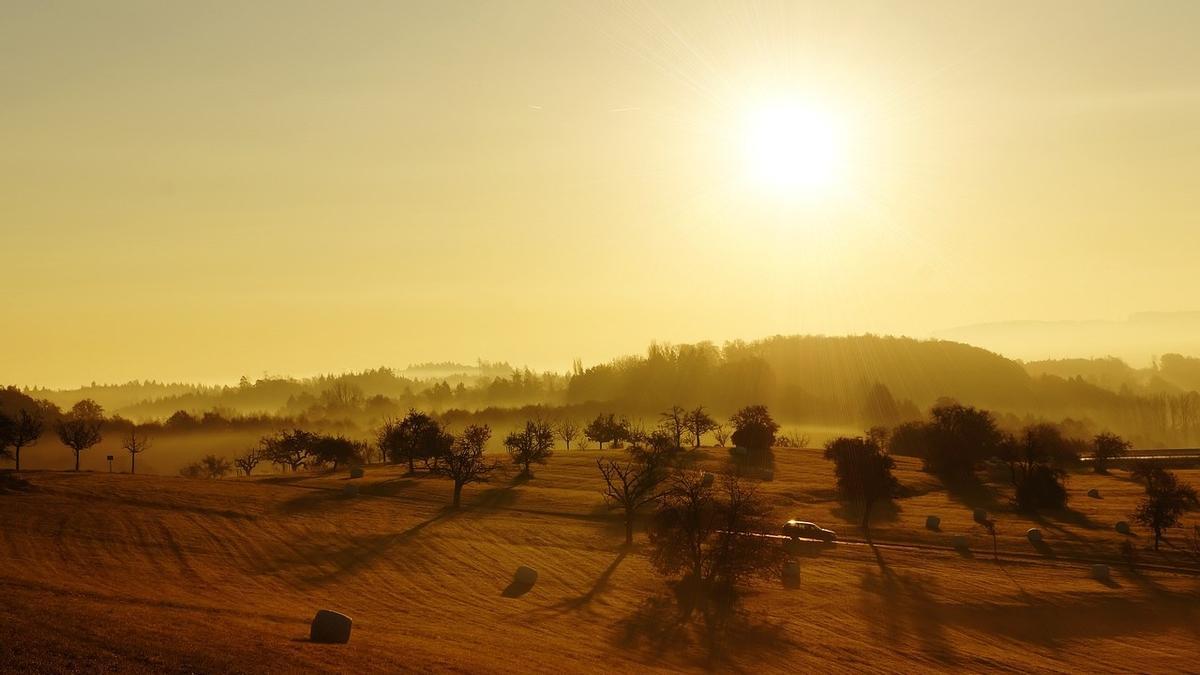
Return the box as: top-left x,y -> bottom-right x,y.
742,102 -> 847,199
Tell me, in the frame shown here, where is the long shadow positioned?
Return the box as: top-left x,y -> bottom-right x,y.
537,550 -> 629,612
616,588 -> 791,667
360,478 -> 418,498
832,499 -> 901,529
279,507 -> 458,587
859,544 -> 958,664
940,472 -> 1004,513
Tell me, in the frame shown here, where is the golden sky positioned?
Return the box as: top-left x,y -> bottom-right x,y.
3,1 -> 1199,388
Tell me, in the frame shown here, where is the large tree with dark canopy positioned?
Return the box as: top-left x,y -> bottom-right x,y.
823,435 -> 901,532
55,399 -> 104,471
729,405 -> 779,452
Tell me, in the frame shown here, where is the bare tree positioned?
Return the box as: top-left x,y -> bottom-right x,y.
556,418 -> 580,450
434,423 -> 497,507
234,448 -> 263,476
55,399 -> 104,471
598,456 -> 666,545
3,407 -> 45,471
659,405 -> 687,449
684,406 -> 717,448
504,419 -> 555,476
121,426 -> 151,474
648,470 -> 784,616
712,423 -> 729,447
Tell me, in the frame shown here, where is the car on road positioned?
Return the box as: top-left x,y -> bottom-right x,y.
782,519 -> 837,542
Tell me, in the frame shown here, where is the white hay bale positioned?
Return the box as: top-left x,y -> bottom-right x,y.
342,484 -> 359,497
952,535 -> 969,549
972,508 -> 988,523
310,609 -> 352,643
1087,488 -> 1100,498
700,472 -> 715,487
1115,521 -> 1131,535
1091,564 -> 1110,581
925,515 -> 941,530
1026,528 -> 1043,543
514,566 -> 538,586
350,466 -> 364,479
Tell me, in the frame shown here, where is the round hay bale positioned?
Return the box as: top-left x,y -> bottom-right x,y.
514,566 -> 538,586
1091,564 -> 1110,581
1087,488 -> 1100,498
700,472 -> 715,487
972,508 -> 988,523
1026,528 -> 1043,544
342,484 -> 359,497
925,515 -> 941,530
350,466 -> 365,479
310,609 -> 352,644
1115,520 -> 1131,535
952,535 -> 969,549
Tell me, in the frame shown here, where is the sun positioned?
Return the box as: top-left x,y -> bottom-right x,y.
741,101 -> 847,198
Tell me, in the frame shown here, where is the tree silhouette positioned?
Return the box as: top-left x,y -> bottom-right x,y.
1092,432 -> 1131,474
260,428 -> 317,472
647,471 -> 783,616
1131,469 -> 1198,550
378,410 -> 451,473
1,407 -> 44,471
121,426 -> 151,475
234,448 -> 262,476
434,423 -> 496,508
684,406 -> 717,448
55,399 -> 104,471
659,405 -> 687,449
584,412 -> 628,449
711,423 -> 729,447
729,405 -> 778,452
823,435 -> 901,532
310,434 -> 363,470
597,451 -> 666,545
504,419 -> 555,476
555,418 -> 579,450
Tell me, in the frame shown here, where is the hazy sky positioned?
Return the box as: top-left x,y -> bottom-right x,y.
3,1 -> 1199,388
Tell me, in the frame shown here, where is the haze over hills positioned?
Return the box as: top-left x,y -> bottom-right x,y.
10,333 -> 1200,477
933,311 -> 1200,367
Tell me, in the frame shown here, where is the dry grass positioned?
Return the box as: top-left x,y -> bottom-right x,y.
2,447 -> 1199,673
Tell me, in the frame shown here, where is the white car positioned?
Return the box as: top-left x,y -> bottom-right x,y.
782,519 -> 837,543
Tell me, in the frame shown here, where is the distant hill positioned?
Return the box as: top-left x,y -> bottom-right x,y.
934,312 -> 1200,367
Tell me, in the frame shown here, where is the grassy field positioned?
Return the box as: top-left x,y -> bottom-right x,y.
2,447 -> 1199,673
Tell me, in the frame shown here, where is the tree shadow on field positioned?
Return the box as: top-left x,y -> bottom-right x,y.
858,544 -> 958,664
532,550 -> 629,614
831,498 -> 901,529
940,472 -> 1004,513
616,583 -> 792,668
277,488 -> 345,514
359,478 -> 418,498
273,507 -> 458,587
